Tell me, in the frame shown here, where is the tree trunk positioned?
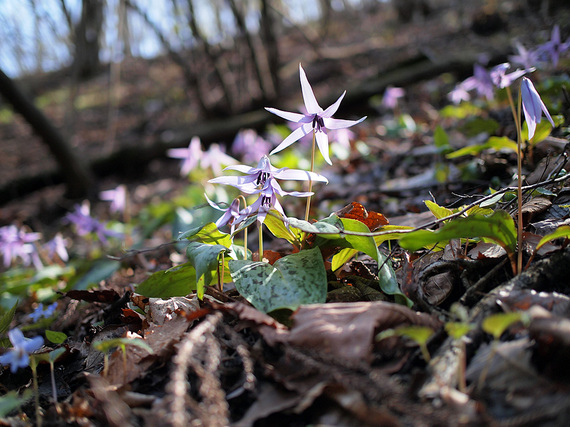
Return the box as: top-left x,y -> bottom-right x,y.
0,67 -> 95,199
72,0 -> 104,79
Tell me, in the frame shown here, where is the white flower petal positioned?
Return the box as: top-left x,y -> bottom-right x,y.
265,107 -> 305,123
270,126 -> 310,155
322,91 -> 346,118
315,130 -> 332,165
299,64 -> 323,114
324,116 -> 366,130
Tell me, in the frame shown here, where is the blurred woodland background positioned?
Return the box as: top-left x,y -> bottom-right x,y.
0,0 -> 568,222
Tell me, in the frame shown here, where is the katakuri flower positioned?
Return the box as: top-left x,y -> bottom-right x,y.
382,86 -> 405,110
265,64 -> 366,165
206,196 -> 243,234
45,233 -> 68,262
100,185 -> 127,214
167,136 -> 203,176
521,77 -> 555,140
537,25 -> 570,68
490,63 -> 529,89
208,155 -> 327,223
0,328 -> 44,373
0,225 -> 42,269
65,203 -> 123,244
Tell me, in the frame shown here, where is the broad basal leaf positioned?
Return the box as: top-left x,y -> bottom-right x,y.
135,262 -> 197,298
186,242 -> 228,298
263,209 -> 300,245
535,225 -> 570,252
179,222 -> 232,247
399,210 -> 516,256
229,247 -> 327,313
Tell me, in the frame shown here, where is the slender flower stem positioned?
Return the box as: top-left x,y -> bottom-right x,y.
237,195 -> 248,259
31,358 -> 42,427
305,131 -> 317,221
506,85 -> 523,274
258,222 -> 264,261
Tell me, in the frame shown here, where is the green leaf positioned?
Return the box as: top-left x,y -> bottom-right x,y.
399,210 -> 516,255
229,247 -> 327,313
372,225 -> 414,246
0,390 -> 32,418
49,347 -> 66,363
460,117 -> 499,137
0,301 -> 18,336
376,325 -> 435,361
72,259 -> 120,291
179,222 -> 232,247
434,125 -> 450,148
425,200 -> 453,220
288,216 -> 343,236
522,120 -> 553,145
186,242 -> 228,298
440,103 -> 482,119
445,322 -> 475,339
482,312 -> 526,340
135,262 -> 197,298
446,136 -> 517,159
45,330 -> 67,344
535,225 -> 570,252
264,209 -> 300,245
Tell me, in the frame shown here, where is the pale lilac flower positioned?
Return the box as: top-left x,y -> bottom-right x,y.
29,302 -> 58,322
382,86 -> 405,110
232,129 -> 271,163
521,77 -> 555,140
45,233 -> 68,262
0,328 -> 44,373
206,196 -> 243,233
537,25 -> 570,68
490,63 -> 529,89
201,143 -> 237,176
0,225 -> 42,269
448,82 -> 471,104
509,42 -> 539,70
266,64 -> 366,165
100,184 -> 127,214
209,155 -> 327,224
167,136 -> 202,176
461,64 -> 495,101
65,203 -> 123,244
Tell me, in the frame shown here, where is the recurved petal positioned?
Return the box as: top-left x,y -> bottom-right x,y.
299,64 -> 323,114
265,107 -> 305,123
315,130 -> 332,165
322,91 -> 346,118
324,116 -> 367,130
269,125 -> 310,156
273,168 -> 328,183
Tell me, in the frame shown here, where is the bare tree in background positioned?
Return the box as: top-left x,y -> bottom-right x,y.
72,0 -> 104,79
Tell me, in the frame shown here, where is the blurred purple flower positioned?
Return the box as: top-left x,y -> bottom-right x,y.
266,64 -> 366,165
201,143 -> 237,176
0,328 -> 44,373
382,86 -> 405,110
536,25 -> 570,68
232,129 -> 271,163
461,63 -> 495,101
448,82 -> 471,104
100,185 -> 127,214
167,136 -> 202,176
509,42 -> 539,70
65,203 -> 122,244
521,77 -> 555,140
45,233 -> 68,262
490,63 -> 529,89
0,225 -> 42,269
29,302 -> 58,322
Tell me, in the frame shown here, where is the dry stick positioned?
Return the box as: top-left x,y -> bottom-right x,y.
305,131 -> 317,221
505,84 -> 523,274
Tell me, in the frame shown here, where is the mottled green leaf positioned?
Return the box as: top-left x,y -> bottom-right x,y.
179,222 -> 232,247
229,247 -> 327,313
264,209 -> 300,245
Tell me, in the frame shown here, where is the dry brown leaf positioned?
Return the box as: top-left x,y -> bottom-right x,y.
262,301 -> 442,363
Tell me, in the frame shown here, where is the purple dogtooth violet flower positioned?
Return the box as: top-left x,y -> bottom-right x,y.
382,86 -> 405,110
490,63 -> 529,89
208,155 -> 328,224
65,203 -> 123,244
265,64 -> 366,165
521,77 -> 555,140
0,225 -> 42,269
167,136 -> 202,176
537,25 -> 570,68
45,233 -> 69,262
0,328 -> 44,373
100,184 -> 127,214
206,196 -> 243,234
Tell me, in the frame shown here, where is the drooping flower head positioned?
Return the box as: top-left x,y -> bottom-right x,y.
490,63 -> 529,89
45,233 -> 68,262
536,25 -> 570,68
167,136 -> 203,176
521,77 -> 555,140
208,155 -> 328,224
266,64 -> 366,165
0,328 -> 44,373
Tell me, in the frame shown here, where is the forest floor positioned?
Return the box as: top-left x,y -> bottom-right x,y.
1,1 -> 570,426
